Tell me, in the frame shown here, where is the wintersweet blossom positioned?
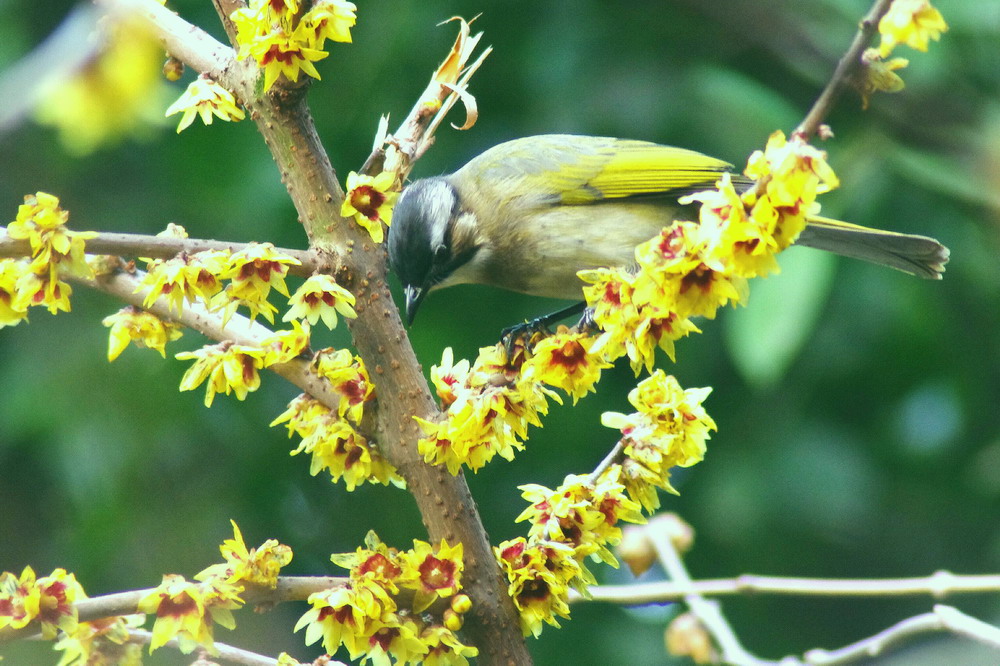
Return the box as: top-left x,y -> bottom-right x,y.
341,171 -> 399,243
137,574 -> 242,655
231,0 -> 357,91
165,75 -> 245,132
283,274 -> 356,329
102,306 -> 183,360
878,0 -> 948,56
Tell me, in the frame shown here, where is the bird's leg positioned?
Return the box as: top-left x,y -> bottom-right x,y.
500,301 -> 588,360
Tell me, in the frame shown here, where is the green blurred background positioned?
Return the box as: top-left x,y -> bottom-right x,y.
1,0 -> 999,663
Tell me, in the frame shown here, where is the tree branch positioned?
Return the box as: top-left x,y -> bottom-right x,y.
0,231 -> 317,275
804,605 -> 1000,665
792,0 -> 895,141
92,0 -> 531,660
572,571 -> 1000,605
648,517 -> 768,665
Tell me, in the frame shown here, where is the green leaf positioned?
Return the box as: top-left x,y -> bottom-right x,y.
723,248 -> 837,388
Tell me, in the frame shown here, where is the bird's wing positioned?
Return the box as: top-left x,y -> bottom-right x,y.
459,135 -> 732,206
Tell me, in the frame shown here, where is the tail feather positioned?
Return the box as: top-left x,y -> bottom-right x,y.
798,216 -> 949,279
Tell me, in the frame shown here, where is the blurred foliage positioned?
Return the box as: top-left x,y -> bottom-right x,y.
1,0 -> 999,664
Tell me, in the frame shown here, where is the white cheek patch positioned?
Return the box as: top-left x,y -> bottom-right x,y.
417,180 -> 458,249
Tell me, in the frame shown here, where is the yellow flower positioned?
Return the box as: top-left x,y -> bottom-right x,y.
0,259 -> 31,328
301,0 -> 358,45
429,347 -> 471,409
260,319 -> 311,366
878,0 -> 948,56
0,566 -> 40,631
231,2 -> 329,92
224,243 -> 300,298
136,250 -> 228,314
213,243 -> 301,324
34,569 -> 87,640
176,343 -> 266,407
398,539 -> 464,613
859,48 -> 909,109
495,538 -> 578,638
517,469 -> 644,567
601,371 -> 716,508
314,348 -> 374,423
137,574 -> 243,655
295,580 -> 390,659
195,520 -> 293,589
522,331 -> 610,403
102,306 -> 183,361
13,271 -> 73,315
420,624 -> 479,666
7,192 -> 95,282
341,171 -> 399,243
283,274 -> 356,329
330,531 -> 404,594
165,75 -> 246,133
53,614 -> 144,666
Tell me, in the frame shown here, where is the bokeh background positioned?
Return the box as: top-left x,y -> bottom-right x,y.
1,0 -> 999,664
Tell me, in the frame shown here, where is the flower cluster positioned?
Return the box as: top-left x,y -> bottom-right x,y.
495,537 -> 580,638
601,371 -> 716,511
296,531 -> 477,665
341,171 -> 399,244
232,0 -> 358,91
213,242 -> 303,324
517,467 -> 645,572
500,467 -> 645,637
0,566 -> 149,665
137,521 -> 292,656
582,131 -> 839,374
136,241 -> 303,324
165,74 -> 246,133
272,350 -> 398,490
496,372 -> 713,637
1,192 -> 96,324
416,345 -> 560,475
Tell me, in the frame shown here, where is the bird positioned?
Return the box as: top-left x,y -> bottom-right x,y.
387,134 -> 949,325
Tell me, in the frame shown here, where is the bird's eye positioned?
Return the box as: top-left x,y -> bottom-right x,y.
433,243 -> 449,263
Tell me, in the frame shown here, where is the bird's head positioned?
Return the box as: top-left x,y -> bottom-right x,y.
387,177 -> 483,325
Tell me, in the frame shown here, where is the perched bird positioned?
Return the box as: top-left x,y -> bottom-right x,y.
387,134 -> 949,324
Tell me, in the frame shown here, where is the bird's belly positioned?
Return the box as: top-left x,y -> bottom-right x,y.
490,201 -> 679,300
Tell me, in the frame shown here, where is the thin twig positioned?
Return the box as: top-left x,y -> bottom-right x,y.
803,605 -> 1000,665
586,439 -> 625,485
570,571 -> 1000,605
792,0 -> 895,141
648,520 -> 773,666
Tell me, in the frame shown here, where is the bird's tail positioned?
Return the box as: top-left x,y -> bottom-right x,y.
798,216 -> 949,279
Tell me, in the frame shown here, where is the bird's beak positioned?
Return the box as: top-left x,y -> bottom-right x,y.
404,285 -> 426,326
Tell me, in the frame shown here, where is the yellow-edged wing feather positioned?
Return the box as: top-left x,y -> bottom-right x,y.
458,135 -> 731,206
557,139 -> 732,204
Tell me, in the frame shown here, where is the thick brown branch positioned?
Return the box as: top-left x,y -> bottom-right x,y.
179,3 -> 526,662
